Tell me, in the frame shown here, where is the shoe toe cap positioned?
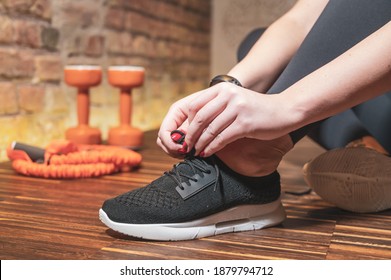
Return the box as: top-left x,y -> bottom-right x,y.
102,198 -> 174,224
102,198 -> 134,223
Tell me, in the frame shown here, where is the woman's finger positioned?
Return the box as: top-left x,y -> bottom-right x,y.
185,94 -> 230,152
156,136 -> 186,158
186,87 -> 220,124
158,104 -> 188,149
193,109 -> 237,156
201,121 -> 243,157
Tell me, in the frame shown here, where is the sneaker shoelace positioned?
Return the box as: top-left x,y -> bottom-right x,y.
164,157 -> 220,192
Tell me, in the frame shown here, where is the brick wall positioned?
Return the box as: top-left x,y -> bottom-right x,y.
0,0 -> 211,161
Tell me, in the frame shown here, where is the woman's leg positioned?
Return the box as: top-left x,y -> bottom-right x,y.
307,111 -> 370,150
237,27 -> 377,154
267,0 -> 391,143
308,94 -> 391,154
351,93 -> 391,153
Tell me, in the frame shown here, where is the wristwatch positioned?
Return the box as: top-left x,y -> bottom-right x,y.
209,74 -> 243,87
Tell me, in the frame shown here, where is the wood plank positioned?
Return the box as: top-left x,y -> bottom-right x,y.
0,132 -> 390,260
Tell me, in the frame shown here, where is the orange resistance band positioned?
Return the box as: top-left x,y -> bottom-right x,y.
6,140 -> 142,179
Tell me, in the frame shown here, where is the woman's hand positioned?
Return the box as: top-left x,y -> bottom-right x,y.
156,91 -> 199,158
185,82 -> 297,156
157,82 -> 296,157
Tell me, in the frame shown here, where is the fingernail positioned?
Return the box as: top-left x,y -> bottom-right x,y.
182,141 -> 188,151
178,141 -> 188,154
199,151 -> 205,157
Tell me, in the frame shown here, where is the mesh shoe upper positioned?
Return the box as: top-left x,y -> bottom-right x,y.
102,155 -> 280,224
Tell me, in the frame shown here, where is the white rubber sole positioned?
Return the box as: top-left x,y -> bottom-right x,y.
303,147 -> 391,213
99,199 -> 286,241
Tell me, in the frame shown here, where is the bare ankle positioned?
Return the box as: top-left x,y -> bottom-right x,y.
216,135 -> 294,177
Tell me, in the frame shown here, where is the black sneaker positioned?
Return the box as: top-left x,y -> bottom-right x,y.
99,155 -> 285,241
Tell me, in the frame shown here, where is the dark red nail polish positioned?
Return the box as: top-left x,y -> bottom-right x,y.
182,141 -> 188,150
178,141 -> 188,154
199,151 -> 205,157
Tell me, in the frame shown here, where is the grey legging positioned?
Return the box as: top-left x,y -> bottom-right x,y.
237,0 -> 391,153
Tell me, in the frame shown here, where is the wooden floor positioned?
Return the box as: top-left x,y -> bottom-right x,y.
1,131 -> 390,260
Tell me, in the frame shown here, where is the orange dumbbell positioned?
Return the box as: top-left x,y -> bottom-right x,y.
64,65 -> 102,145
107,66 -> 145,149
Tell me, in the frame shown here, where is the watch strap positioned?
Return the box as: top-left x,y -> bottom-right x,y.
209,74 -> 243,87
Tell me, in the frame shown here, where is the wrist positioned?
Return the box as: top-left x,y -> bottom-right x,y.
277,90 -> 308,132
